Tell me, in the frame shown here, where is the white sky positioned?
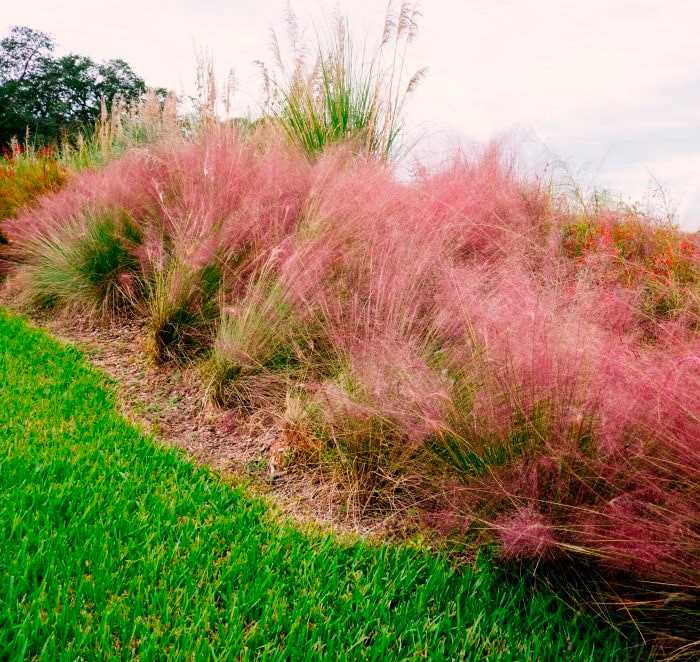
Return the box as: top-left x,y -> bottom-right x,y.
3,1 -> 699,230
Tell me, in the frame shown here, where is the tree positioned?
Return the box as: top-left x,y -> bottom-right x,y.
0,26 -> 53,84
0,26 -> 148,146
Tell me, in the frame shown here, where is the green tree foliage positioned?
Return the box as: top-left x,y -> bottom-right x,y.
0,26 -> 148,146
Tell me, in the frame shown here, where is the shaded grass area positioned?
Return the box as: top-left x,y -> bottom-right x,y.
0,310 -> 642,660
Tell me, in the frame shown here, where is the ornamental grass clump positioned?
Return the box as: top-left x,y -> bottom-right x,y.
205,263 -> 302,409
279,335 -> 453,507
17,208 -> 142,315
4,124 -> 311,361
143,258 -> 222,363
263,2 -> 425,160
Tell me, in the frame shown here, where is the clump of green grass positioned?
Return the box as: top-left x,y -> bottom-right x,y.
205,270 -> 300,408
144,258 -> 221,363
21,208 -> 142,314
0,309 -> 644,659
262,3 -> 426,160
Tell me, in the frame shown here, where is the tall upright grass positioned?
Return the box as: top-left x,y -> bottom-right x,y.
260,3 -> 425,159
58,89 -> 180,171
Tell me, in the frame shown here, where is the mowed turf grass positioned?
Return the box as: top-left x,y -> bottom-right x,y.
0,310 -> 642,660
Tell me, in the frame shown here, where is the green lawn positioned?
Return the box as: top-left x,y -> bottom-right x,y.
0,310 -> 642,660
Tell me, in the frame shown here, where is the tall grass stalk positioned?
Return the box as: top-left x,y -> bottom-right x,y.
263,3 -> 426,160
59,90 -> 180,171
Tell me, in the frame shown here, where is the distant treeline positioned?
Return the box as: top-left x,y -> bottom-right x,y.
0,25 -> 163,147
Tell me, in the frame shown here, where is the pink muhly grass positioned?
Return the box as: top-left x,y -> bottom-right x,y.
146,127 -> 310,270
280,149 -> 463,362
427,229 -> 699,594
577,489 -> 698,585
258,144 -> 700,591
496,506 -> 558,559
337,336 -> 451,447
302,334 -> 452,503
5,126 -> 311,316
413,144 -> 550,261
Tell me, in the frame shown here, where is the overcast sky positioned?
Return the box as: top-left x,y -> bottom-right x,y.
3,1 -> 699,230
